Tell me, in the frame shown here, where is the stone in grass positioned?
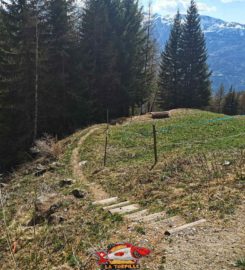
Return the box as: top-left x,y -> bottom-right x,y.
223,160 -> 231,166
35,193 -> 61,215
34,164 -> 47,176
59,179 -> 74,188
79,161 -> 88,167
27,193 -> 62,226
0,182 -> 8,188
71,189 -> 86,199
48,214 -> 65,225
52,264 -> 73,270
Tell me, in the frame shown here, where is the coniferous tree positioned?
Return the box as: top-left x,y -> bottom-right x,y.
29,0 -> 43,141
0,0 -> 35,169
81,0 -> 121,121
211,83 -> 225,113
158,11 -> 182,110
81,0 -> 153,119
0,6 -> 9,170
0,0 -> 156,171
179,0 -> 211,108
41,0 -> 77,135
118,0 -> 151,115
238,91 -> 245,115
223,86 -> 239,115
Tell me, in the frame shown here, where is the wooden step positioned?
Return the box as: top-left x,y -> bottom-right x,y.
133,211 -> 166,223
109,204 -> 140,215
164,219 -> 206,236
103,201 -> 131,210
92,197 -> 118,206
125,209 -> 149,221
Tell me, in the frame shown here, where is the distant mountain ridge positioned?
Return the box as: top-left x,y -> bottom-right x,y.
150,14 -> 245,91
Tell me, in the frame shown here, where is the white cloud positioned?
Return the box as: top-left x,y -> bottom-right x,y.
198,2 -> 217,12
151,0 -> 216,14
221,0 -> 245,3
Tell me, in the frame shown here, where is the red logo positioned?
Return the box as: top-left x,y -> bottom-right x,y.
95,243 -> 151,267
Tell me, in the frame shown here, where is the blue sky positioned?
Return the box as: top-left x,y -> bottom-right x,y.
140,0 -> 245,24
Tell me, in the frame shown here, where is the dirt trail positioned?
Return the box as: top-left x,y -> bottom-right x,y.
71,126 -> 109,201
164,205 -> 245,270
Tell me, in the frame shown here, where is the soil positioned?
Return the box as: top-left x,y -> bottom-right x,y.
71,126 -> 109,201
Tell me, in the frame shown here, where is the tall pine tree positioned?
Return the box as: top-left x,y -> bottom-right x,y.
211,83 -> 225,113
120,0 -> 154,115
0,0 -> 35,170
158,10 -> 182,110
81,0 -> 121,121
179,0 -> 211,108
81,0 -> 153,119
223,86 -> 238,115
40,0 -> 77,135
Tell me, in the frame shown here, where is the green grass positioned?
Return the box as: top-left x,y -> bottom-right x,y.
79,109 -> 245,219
80,110 -> 245,169
235,258 -> 245,269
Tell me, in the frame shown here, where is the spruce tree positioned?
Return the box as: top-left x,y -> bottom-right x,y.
81,0 -> 152,119
41,0 -> 77,134
214,83 -> 225,113
223,86 -> 238,115
179,0 -> 211,108
119,0 -> 154,115
158,11 -> 182,110
238,92 -> 245,115
81,0 -> 121,120
0,0 -> 35,170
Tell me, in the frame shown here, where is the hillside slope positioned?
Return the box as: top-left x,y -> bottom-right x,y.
0,109 -> 244,270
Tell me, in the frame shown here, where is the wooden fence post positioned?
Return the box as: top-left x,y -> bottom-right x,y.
153,124 -> 158,166
104,109 -> 109,167
106,109 -> 109,127
104,130 -> 108,167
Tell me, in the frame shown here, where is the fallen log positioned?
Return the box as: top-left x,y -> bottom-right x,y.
92,197 -> 118,206
103,201 -> 131,210
109,204 -> 140,215
151,111 -> 170,119
164,219 -> 206,236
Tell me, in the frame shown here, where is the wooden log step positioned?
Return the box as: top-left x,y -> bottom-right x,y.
125,210 -> 149,221
134,211 -> 166,223
164,219 -> 206,236
103,201 -> 131,210
109,204 -> 140,215
92,197 -> 118,206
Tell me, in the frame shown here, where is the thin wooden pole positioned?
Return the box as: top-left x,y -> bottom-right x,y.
106,109 -> 109,127
104,129 -> 108,167
33,1 -> 39,142
153,124 -> 158,165
104,109 -> 109,167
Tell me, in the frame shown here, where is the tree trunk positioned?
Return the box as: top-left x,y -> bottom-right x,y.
33,2 -> 39,142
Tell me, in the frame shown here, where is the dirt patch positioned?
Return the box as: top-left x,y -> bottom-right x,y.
164,205 -> 245,270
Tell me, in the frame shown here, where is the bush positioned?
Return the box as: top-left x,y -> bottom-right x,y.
32,134 -> 62,159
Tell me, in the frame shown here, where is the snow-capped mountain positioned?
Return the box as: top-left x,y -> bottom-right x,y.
151,14 -> 245,91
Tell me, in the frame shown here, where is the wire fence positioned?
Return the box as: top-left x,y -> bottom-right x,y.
103,114 -> 245,167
